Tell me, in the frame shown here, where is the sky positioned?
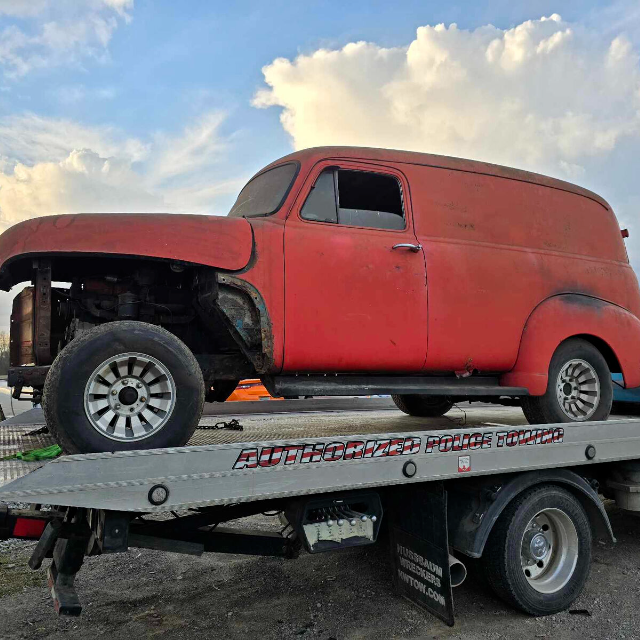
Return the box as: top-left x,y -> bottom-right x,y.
0,0 -> 640,329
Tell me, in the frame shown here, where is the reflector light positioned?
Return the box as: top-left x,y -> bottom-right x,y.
13,518 -> 47,539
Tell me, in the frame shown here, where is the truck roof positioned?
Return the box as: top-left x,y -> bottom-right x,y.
268,146 -> 611,211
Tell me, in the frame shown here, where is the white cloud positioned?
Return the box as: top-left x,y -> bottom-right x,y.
0,1 -> 51,17
0,149 -> 164,228
255,14 -> 640,273
149,112 -> 228,186
0,113 -> 148,165
0,110 -> 240,231
0,0 -> 133,77
0,106 -> 238,332
145,112 -> 240,210
255,15 -> 640,173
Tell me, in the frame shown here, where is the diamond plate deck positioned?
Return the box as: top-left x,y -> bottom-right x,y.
0,426 -> 57,489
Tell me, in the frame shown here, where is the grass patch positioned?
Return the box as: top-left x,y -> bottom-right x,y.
0,552 -> 46,598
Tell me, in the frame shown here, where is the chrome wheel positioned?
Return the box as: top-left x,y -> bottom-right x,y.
84,352 -> 177,442
520,508 -> 579,594
555,358 -> 600,421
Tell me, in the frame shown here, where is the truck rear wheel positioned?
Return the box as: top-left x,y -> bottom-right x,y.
482,484 -> 592,616
43,321 -> 205,454
391,395 -> 454,417
521,338 -> 612,424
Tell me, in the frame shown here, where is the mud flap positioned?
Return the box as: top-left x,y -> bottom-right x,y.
389,482 -> 455,626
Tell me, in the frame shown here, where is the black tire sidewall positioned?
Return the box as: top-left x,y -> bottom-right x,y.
392,395 -> 454,417
44,322 -> 204,453
498,487 -> 592,615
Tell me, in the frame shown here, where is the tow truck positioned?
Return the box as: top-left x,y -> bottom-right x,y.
3,404 -> 640,627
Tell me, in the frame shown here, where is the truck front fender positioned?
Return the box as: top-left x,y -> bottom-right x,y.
0,213 -> 254,289
500,294 -> 640,395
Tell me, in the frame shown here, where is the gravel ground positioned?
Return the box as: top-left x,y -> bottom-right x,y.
1,505 -> 640,640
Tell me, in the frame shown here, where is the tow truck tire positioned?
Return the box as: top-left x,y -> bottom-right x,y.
43,321 -> 205,454
482,484 -> 592,616
391,395 -> 454,417
521,338 -> 612,424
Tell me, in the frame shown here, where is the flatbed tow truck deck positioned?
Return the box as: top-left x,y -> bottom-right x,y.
0,405 -> 524,491
3,405 -> 640,626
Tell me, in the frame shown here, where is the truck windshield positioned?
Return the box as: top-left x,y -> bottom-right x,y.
228,163 -> 298,218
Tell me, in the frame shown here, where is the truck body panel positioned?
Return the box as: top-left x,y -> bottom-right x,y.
1,146 -> 639,455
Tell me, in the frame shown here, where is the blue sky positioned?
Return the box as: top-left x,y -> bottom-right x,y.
0,0 -> 639,333
3,0 -> 639,212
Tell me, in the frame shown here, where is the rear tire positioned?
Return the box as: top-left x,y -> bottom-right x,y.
521,338 -> 612,425
482,484 -> 592,616
43,321 -> 205,454
391,395 -> 454,417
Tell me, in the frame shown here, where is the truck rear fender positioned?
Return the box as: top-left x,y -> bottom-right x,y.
500,294 -> 640,395
447,469 -> 614,559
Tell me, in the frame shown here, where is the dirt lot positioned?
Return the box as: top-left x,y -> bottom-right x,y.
0,504 -> 639,640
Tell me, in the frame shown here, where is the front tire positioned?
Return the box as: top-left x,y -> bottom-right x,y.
482,484 -> 592,616
43,321 -> 205,454
521,338 -> 612,424
392,394 -> 454,417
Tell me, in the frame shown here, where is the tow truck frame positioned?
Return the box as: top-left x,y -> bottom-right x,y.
3,416 -> 640,625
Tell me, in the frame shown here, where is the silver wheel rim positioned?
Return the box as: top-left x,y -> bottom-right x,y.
555,358 -> 600,421
84,352 -> 177,442
521,508 -> 579,594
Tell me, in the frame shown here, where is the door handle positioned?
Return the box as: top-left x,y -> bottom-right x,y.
392,243 -> 422,252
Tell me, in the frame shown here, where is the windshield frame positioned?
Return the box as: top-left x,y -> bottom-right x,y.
228,161 -> 300,219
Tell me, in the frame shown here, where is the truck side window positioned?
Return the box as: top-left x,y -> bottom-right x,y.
301,170 -> 338,223
337,170 -> 405,230
301,168 -> 405,230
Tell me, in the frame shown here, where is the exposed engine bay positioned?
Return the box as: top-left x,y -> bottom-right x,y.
8,258 -> 272,403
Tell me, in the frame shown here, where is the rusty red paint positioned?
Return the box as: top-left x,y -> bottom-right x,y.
280,158 -> 427,371
9,286 -> 35,366
242,147 -> 640,391
0,213 -> 253,275
1,146 -> 640,396
501,295 -> 640,393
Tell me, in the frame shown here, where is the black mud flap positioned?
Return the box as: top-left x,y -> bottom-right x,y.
389,482 -> 454,626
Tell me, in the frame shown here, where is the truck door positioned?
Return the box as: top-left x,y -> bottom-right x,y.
283,161 -> 428,372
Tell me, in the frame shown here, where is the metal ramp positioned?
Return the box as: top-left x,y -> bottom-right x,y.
3,413 -> 640,512
0,405 -> 529,489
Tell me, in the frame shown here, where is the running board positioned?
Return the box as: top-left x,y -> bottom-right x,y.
263,375 -> 529,397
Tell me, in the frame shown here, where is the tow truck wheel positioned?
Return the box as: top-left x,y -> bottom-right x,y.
43,321 -> 205,454
482,484 -> 591,616
521,338 -> 612,424
391,394 -> 454,417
